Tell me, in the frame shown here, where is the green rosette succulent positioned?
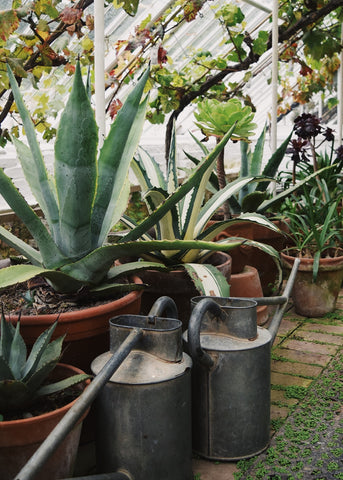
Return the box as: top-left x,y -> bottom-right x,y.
194,98 -> 257,140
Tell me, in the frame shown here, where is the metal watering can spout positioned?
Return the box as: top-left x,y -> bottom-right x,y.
257,256 -> 300,345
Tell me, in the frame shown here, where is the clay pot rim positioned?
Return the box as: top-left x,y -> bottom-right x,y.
281,250 -> 343,272
5,275 -> 143,324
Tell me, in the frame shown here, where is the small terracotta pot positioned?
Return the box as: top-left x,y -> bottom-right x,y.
281,251 -> 343,317
208,219 -> 288,295
229,265 -> 269,325
0,363 -> 90,480
6,276 -> 143,372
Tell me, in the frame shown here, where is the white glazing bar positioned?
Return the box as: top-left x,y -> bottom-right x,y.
240,0 -> 272,14
271,0 -> 278,154
338,24 -> 343,145
95,0 -> 106,147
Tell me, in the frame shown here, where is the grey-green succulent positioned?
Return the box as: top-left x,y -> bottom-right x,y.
0,312 -> 89,413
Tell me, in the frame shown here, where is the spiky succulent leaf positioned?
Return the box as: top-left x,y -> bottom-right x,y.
22,321 -> 58,380
60,239 -> 243,280
132,147 -> 167,193
8,321 -> 27,380
37,374 -> 89,397
0,264 -> 85,293
0,356 -> 14,381
107,261 -> 171,280
167,124 -> 179,195
0,225 -> 42,266
7,65 -> 60,243
194,177 -> 257,237
0,170 -> 65,269
90,68 -> 150,248
0,309 -> 15,362
54,61 -> 98,260
0,318 -> 90,412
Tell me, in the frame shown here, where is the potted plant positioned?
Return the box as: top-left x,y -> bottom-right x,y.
126,124 -> 282,324
0,312 -> 91,480
280,114 -> 343,317
0,62 -> 250,362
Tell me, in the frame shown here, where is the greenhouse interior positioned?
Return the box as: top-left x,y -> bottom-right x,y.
0,1 -> 343,480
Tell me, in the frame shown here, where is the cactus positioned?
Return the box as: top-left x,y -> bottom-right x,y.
0,310 -> 89,413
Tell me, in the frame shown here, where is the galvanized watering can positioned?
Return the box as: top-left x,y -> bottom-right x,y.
91,296 -> 193,480
184,258 -> 300,461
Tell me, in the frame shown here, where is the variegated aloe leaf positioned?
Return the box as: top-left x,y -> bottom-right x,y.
181,123 -> 237,241
122,125 -> 237,244
183,263 -> 230,297
194,176 -> 257,237
131,147 -> 167,193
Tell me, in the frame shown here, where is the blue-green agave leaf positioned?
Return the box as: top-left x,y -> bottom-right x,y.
54,61 -> 98,260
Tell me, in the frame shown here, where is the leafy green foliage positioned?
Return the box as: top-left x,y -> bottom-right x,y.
0,311 -> 89,413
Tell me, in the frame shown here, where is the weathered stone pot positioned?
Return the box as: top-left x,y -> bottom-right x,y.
281,251 -> 343,317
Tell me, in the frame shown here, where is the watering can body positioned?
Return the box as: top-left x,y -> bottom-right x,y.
185,297 -> 271,460
91,298 -> 193,480
184,259 -> 300,461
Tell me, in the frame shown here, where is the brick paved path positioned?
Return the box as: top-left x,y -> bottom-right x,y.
192,300 -> 343,480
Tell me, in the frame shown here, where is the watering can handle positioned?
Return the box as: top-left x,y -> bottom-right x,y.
148,296 -> 178,319
188,298 -> 224,369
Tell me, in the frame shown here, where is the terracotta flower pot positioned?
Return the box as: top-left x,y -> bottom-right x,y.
209,219 -> 288,295
0,363 -> 90,480
229,265 -> 269,325
281,251 -> 343,317
6,276 -> 143,372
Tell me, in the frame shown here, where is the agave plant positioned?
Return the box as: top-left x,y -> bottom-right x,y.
0,62 -> 245,297
126,124 -> 283,294
0,312 -> 89,413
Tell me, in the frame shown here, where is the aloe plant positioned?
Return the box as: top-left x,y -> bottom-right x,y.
0,63 -> 246,298
0,312 -> 89,413
128,124 -> 283,294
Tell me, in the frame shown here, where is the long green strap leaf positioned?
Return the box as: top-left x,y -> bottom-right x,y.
61,239 -> 243,284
